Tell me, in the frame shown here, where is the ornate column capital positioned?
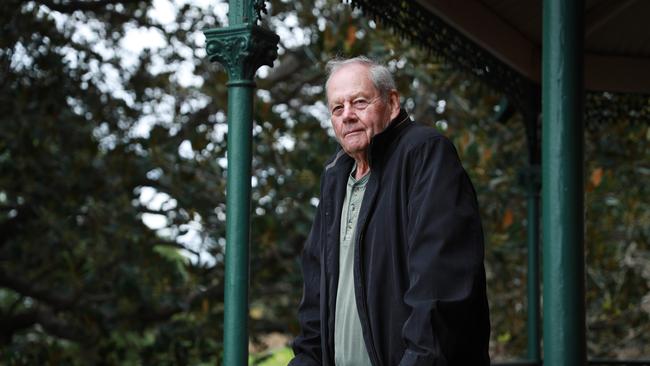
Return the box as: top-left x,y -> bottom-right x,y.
204,24 -> 279,84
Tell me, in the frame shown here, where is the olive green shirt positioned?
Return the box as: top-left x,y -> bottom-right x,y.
334,168 -> 372,366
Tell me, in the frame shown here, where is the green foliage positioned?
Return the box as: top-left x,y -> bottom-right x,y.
250,346 -> 293,366
1,0 -> 647,363
1,0 -> 227,363
584,122 -> 650,358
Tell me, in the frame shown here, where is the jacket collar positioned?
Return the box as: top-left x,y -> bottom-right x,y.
368,108 -> 412,164
373,108 -> 411,144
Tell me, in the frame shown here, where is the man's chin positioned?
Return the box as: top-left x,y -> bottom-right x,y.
342,144 -> 369,158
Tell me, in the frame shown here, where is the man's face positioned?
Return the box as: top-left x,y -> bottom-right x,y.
326,63 -> 399,157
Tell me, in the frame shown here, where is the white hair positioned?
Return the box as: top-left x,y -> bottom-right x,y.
325,56 -> 396,101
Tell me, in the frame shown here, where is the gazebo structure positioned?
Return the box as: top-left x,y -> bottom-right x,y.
348,1 -> 650,365
204,0 -> 650,365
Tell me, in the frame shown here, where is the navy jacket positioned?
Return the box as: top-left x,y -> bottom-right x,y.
290,110 -> 490,366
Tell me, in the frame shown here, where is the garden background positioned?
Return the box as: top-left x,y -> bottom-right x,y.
1,0 -> 648,364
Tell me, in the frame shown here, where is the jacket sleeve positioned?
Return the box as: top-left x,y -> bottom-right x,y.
398,136 -> 487,366
289,201 -> 324,366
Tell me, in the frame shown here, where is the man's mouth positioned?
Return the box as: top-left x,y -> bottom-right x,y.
344,129 -> 363,137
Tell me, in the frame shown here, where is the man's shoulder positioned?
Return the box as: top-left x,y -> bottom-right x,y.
398,121 -> 450,151
404,121 -> 444,138
323,149 -> 349,172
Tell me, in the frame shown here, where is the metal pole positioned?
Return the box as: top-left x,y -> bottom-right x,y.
223,81 -> 254,366
542,0 -> 586,365
203,2 -> 278,364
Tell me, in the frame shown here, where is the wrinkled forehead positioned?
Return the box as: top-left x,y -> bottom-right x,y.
326,64 -> 379,104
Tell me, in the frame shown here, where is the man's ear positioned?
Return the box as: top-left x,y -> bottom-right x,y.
388,90 -> 400,120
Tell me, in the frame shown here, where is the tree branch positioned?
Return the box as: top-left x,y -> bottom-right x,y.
37,0 -> 142,13
0,269 -> 78,311
138,283 -> 223,323
0,307 -> 92,344
136,207 -> 174,216
258,47 -> 314,87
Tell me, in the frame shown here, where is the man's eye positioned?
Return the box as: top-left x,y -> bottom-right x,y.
353,99 -> 369,109
331,105 -> 343,114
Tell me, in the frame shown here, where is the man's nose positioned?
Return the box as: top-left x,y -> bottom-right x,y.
340,103 -> 356,122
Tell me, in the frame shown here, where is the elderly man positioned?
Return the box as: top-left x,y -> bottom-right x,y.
289,56 -> 490,366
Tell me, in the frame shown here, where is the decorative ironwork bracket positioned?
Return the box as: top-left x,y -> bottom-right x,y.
204,24 -> 279,83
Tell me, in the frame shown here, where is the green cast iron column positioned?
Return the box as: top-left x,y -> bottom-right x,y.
542,0 -> 586,365
203,2 -> 278,365
225,81 -> 253,366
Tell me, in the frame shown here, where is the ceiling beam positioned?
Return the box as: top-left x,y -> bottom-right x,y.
415,0 -> 541,83
585,0 -> 637,38
416,0 -> 650,93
